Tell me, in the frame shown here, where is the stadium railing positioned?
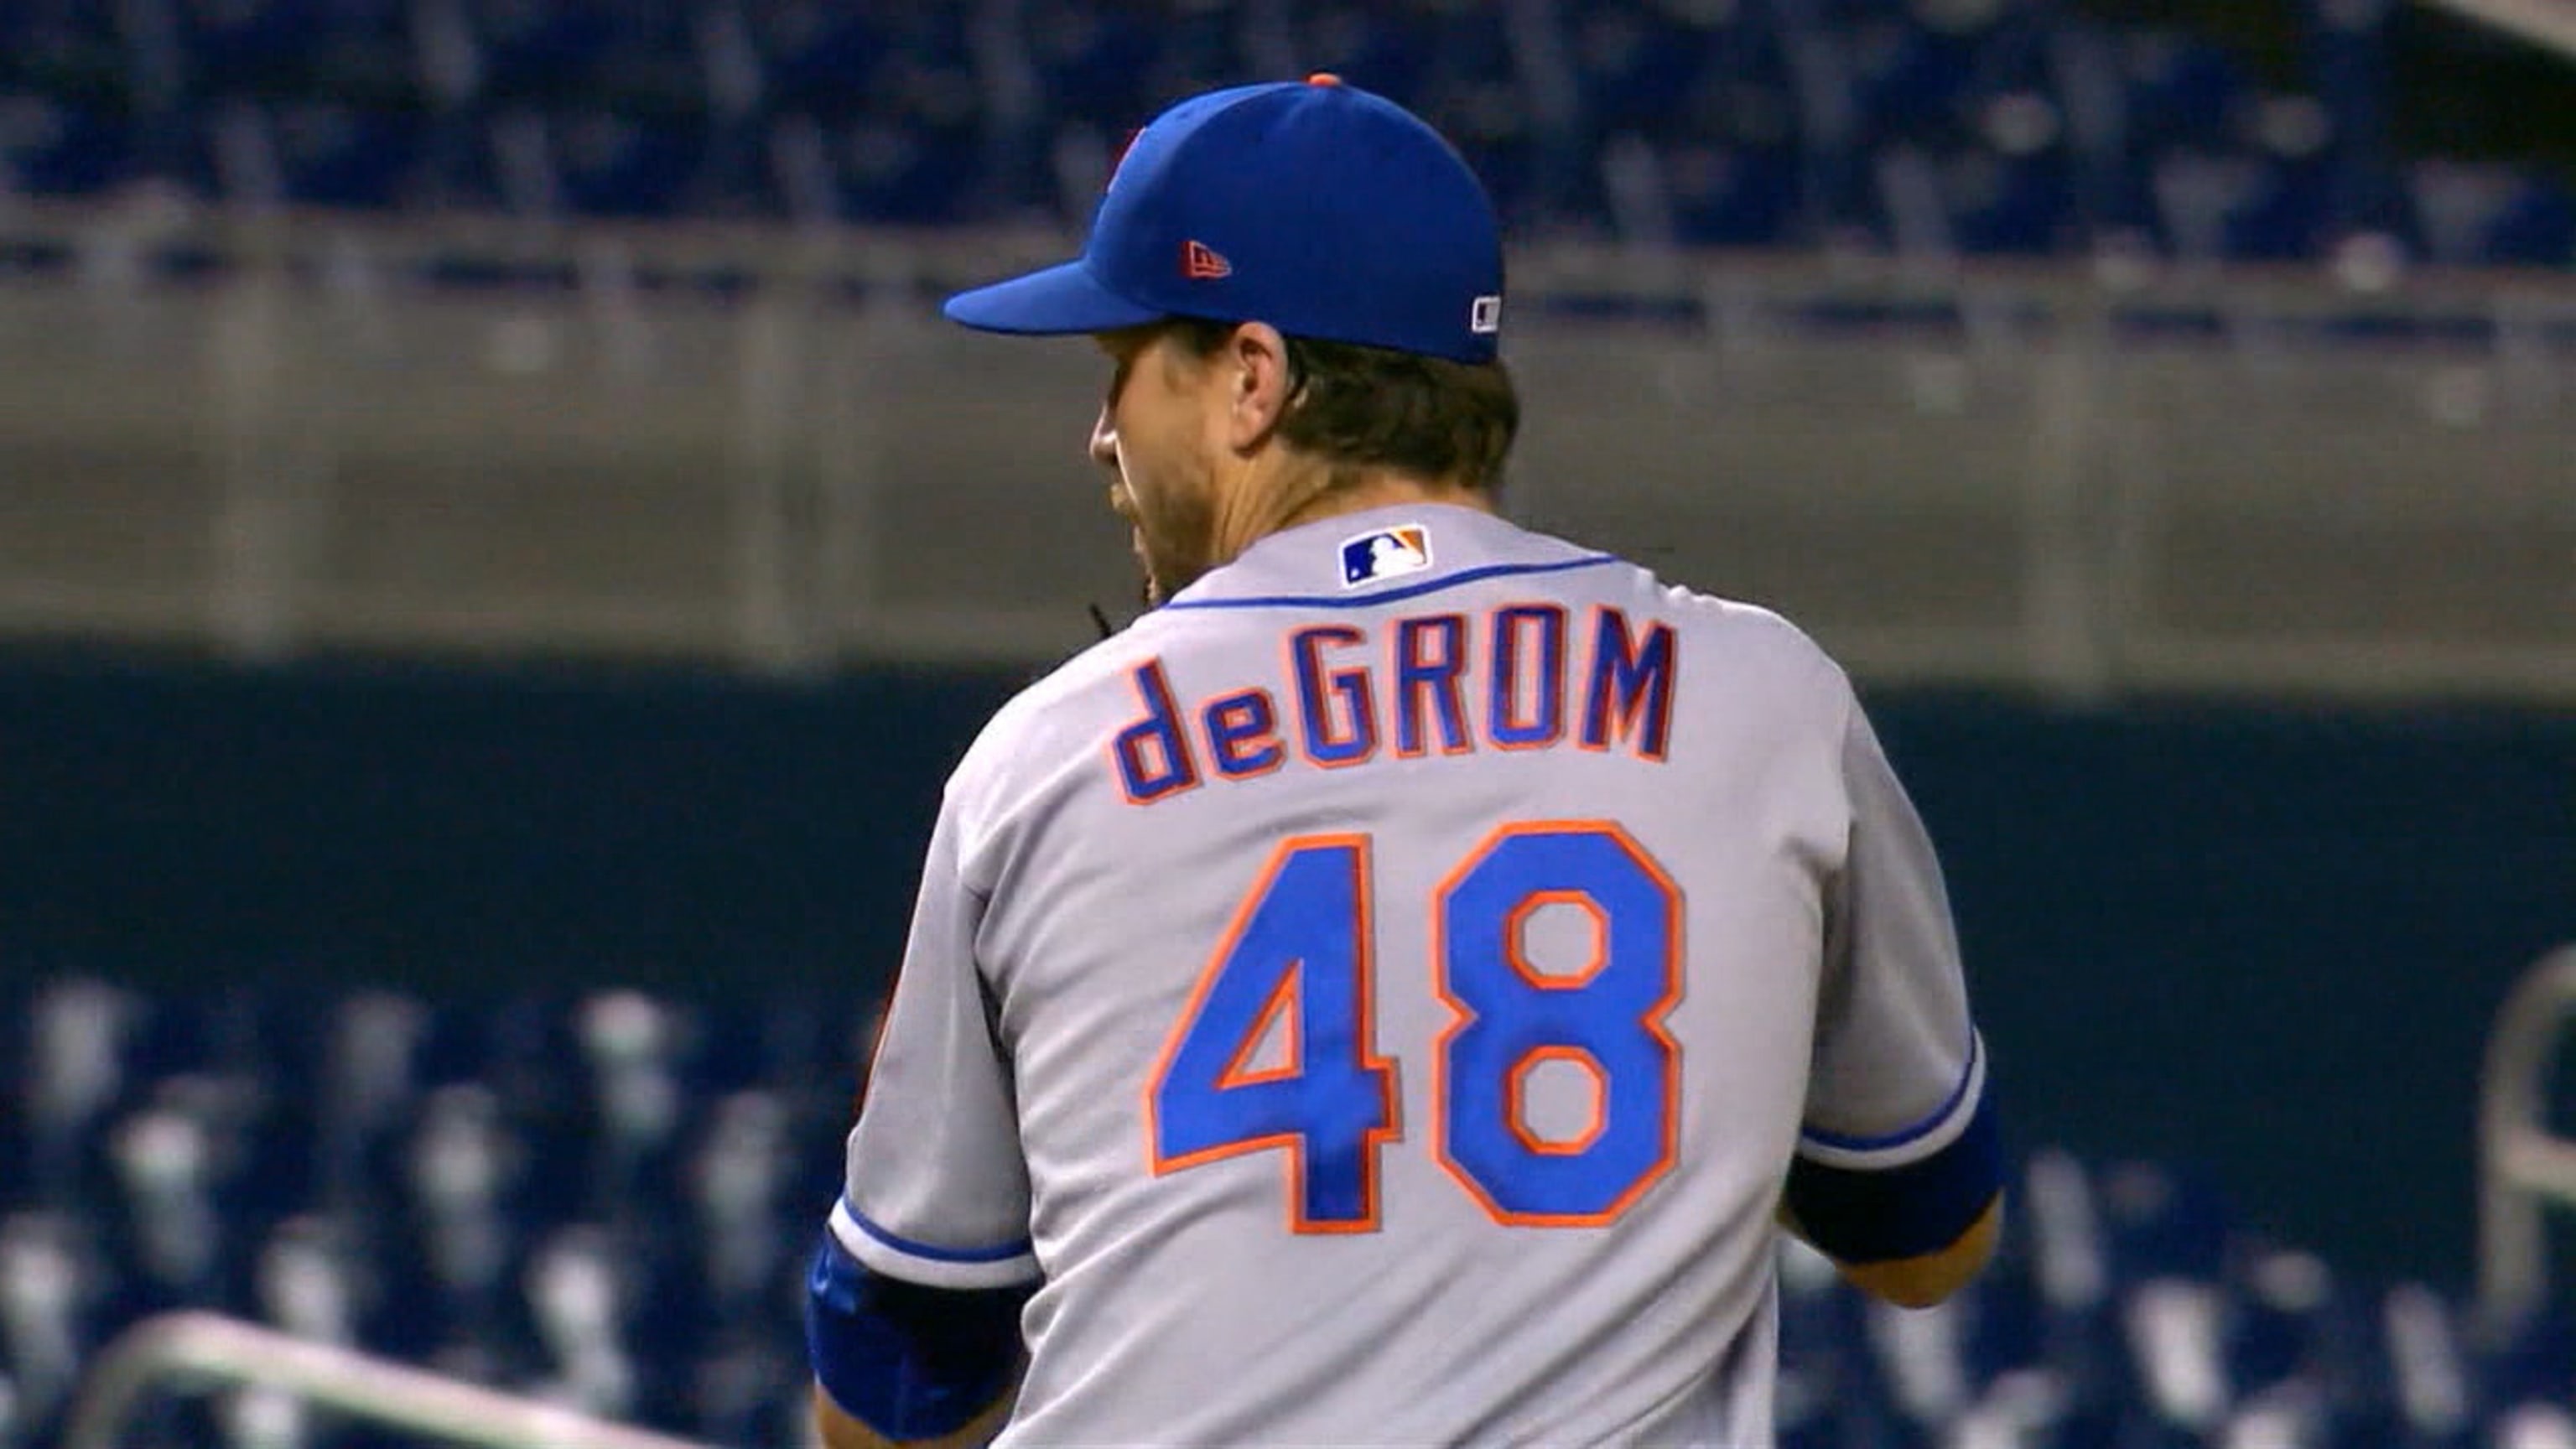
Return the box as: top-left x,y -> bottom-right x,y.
62,1310 -> 727,1449
2477,942 -> 2576,1336
2418,0 -> 2576,59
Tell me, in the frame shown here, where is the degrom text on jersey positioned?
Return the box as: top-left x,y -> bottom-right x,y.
1109,602 -> 1681,804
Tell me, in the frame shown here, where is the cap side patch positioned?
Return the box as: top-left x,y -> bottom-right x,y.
1182,240 -> 1233,280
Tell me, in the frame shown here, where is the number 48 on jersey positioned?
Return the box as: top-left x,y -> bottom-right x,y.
1147,822 -> 1684,1232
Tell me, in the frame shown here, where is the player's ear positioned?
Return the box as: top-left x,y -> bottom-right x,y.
1220,322 -> 1295,452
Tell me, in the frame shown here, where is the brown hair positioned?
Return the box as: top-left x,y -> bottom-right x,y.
1167,318 -> 1519,496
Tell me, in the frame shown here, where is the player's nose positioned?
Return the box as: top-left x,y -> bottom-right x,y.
1088,405 -> 1118,470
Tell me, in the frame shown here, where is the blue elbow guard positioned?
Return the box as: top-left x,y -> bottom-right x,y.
1786,1093 -> 2003,1265
805,1229 -> 1033,1440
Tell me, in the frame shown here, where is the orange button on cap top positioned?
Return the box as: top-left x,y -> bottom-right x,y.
1306,71 -> 1343,86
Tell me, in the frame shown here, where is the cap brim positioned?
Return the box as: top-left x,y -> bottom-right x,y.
942,260 -> 1165,338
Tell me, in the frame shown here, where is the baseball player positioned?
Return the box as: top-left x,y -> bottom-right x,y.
804,75 -> 2003,1449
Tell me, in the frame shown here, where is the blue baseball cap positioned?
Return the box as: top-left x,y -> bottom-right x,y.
943,75 -> 1506,365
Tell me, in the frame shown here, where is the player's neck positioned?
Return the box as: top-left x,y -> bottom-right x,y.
1215,463 -> 1492,563
1284,470 -> 1492,528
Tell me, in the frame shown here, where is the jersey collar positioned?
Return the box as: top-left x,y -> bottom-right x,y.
1160,502 -> 1609,612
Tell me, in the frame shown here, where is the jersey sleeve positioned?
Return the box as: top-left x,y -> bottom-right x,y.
1787,689 -> 1999,1259
832,793 -> 1041,1290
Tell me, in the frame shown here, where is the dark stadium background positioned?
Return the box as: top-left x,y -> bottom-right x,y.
8,652 -> 2569,1288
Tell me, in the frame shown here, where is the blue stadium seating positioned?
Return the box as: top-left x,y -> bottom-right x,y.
0,0 -> 2561,270
0,96 -> 133,200
3,976 -> 2568,1449
0,979 -> 872,1447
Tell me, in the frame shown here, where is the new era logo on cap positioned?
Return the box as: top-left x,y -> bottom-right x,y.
1340,525 -> 1432,587
1182,240 -> 1232,280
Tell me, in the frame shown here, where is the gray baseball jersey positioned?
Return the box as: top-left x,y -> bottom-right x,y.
833,502 -> 1987,1447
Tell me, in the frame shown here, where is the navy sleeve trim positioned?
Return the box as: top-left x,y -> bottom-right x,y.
843,1199 -> 1034,1264
1786,1089 -> 2003,1265
806,1227 -> 1032,1441
830,1198 -> 1041,1291
1800,1032 -> 1983,1157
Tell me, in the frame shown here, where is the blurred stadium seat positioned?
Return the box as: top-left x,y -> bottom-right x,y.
1,976 -> 875,1447
3,974 -> 2565,1448
0,0 -> 2555,269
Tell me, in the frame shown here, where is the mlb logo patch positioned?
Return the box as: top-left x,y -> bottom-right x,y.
1340,526 -> 1432,587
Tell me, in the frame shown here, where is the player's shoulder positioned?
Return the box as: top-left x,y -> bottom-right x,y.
1578,542 -> 1859,709
938,622 -> 1171,812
